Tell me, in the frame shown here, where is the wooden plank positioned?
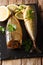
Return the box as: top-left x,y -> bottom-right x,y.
38,0 -> 43,11
16,0 -> 37,4
9,0 -> 37,4
0,0 -> 38,5
0,0 -> 9,5
25,0 -> 37,4
42,57 -> 43,65
0,61 -> 1,65
2,59 -> 21,65
22,58 -> 41,65
9,0 -> 17,4
9,0 -> 14,4
16,0 -> 23,4
13,0 -> 17,4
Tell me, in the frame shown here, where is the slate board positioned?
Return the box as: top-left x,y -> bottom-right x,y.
0,4 -> 43,60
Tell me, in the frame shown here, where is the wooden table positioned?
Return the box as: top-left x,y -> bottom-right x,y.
0,0 -> 43,65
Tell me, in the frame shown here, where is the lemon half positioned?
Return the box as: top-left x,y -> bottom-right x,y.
15,12 -> 23,20
7,4 -> 18,13
0,6 -> 10,22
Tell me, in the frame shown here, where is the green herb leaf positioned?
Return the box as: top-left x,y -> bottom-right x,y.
19,5 -> 26,10
8,24 -> 16,32
23,39 -> 32,52
15,5 -> 26,13
0,26 -> 5,33
26,9 -> 35,20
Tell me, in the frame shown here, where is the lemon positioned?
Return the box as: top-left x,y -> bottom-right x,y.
18,5 -> 27,12
7,4 -> 19,13
15,11 -> 23,20
19,5 -> 27,10
0,6 -> 10,22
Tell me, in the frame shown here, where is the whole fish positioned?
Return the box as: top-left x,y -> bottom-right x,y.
6,15 -> 22,49
23,5 -> 41,53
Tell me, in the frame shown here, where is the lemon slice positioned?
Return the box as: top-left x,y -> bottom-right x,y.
7,4 -> 19,13
15,12 -> 23,20
0,6 -> 10,22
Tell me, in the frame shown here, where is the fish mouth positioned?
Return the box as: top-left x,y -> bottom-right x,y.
7,40 -> 21,49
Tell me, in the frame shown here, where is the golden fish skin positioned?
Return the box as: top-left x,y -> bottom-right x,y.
6,15 -> 22,49
23,6 -> 37,41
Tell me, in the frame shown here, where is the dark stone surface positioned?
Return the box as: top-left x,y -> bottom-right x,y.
0,4 -> 43,60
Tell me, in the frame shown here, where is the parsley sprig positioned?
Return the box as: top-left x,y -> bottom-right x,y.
19,5 -> 26,10
23,39 -> 32,52
26,9 -> 35,20
8,24 -> 16,32
0,26 -> 5,33
0,24 -> 16,33
15,5 -> 26,12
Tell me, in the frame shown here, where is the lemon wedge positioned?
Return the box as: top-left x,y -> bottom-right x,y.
0,6 -> 10,22
7,4 -> 19,13
15,12 -> 23,20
